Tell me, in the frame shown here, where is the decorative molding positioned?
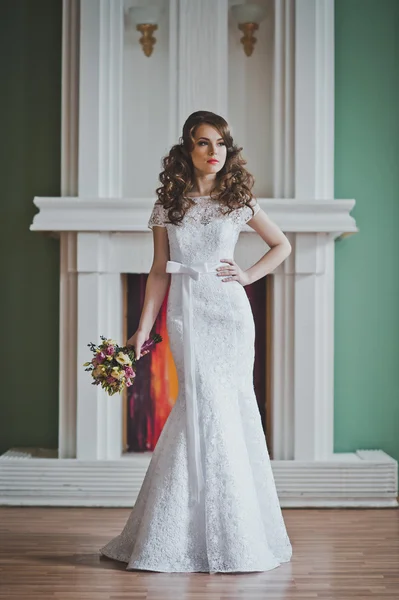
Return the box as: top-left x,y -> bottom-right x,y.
271,246 -> 295,460
174,0 -> 228,130
320,236 -> 336,459
73,0 -> 125,460
273,0 -> 295,198
59,0 -> 80,458
295,0 -> 335,199
31,197 -> 357,237
62,0 -> 80,195
59,233 -> 78,458
168,0 -> 179,145
271,231 -> 336,461
287,0 -> 337,461
315,0 -> 335,199
1,450 -> 397,508
76,265 -> 124,460
78,0 -> 124,196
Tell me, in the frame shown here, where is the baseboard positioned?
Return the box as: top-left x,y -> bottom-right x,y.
0,448 -> 397,508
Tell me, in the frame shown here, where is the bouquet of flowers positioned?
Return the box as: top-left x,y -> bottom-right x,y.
83,333 -> 162,396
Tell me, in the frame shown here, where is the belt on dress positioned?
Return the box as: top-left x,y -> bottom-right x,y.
166,259 -> 222,507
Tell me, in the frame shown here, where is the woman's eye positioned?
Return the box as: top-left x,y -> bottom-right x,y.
197,141 -> 225,147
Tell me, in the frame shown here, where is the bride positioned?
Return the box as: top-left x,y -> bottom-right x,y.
100,110 -> 293,573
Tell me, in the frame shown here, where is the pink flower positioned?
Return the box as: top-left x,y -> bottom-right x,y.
92,352 -> 106,366
106,376 -> 116,384
105,345 -> 115,356
124,366 -> 134,378
126,378 -> 133,387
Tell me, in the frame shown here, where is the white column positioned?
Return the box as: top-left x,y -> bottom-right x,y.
271,0 -> 295,459
292,0 -> 335,460
79,0 -> 123,197
271,237 -> 295,460
59,232 -> 77,458
273,0 -> 295,199
76,0 -> 124,459
170,0 -> 228,138
293,233 -> 331,460
295,0 -> 334,199
76,234 -> 124,460
59,0 -> 80,458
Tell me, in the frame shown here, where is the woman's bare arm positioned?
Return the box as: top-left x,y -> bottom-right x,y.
126,226 -> 170,355
244,203 -> 292,284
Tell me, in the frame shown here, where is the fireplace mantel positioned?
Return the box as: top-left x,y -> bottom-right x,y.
31,197 -> 357,237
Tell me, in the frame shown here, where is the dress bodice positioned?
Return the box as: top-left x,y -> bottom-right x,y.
147,196 -> 260,265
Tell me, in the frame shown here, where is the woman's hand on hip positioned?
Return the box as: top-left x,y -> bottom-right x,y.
216,258 -> 251,286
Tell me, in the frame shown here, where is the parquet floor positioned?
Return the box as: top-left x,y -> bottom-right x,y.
0,507 -> 398,599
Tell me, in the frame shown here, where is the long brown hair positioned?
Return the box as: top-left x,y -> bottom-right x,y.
155,110 -> 255,226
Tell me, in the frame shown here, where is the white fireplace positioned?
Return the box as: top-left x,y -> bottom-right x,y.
0,0 -> 396,507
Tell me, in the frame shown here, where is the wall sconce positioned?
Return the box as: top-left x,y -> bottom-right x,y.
128,6 -> 162,57
230,3 -> 267,57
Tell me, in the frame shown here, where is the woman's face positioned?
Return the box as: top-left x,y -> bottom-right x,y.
189,124 -> 227,176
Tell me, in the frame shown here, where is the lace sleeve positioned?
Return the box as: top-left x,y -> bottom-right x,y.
242,199 -> 261,224
148,200 -> 167,230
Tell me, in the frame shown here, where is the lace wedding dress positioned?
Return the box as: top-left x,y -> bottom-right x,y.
99,196 -> 292,573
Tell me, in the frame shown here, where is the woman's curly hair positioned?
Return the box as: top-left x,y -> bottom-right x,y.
155,110 -> 256,226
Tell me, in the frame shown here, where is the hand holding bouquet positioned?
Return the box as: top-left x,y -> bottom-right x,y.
83,333 -> 162,396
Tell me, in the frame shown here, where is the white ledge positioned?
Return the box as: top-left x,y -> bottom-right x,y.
0,448 -> 396,507
30,197 -> 357,237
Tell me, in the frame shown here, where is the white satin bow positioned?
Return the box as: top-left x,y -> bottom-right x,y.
165,259 -> 221,507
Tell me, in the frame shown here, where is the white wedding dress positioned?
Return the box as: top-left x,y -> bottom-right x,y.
99,196 -> 292,573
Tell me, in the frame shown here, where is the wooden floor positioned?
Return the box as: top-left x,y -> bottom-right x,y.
0,507 -> 398,599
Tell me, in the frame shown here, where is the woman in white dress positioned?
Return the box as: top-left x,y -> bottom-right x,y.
100,111 -> 293,573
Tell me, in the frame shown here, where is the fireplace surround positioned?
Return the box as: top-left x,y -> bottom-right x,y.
0,0 -> 396,507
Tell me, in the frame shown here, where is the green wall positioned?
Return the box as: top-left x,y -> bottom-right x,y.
334,0 -> 399,461
0,1 -> 62,454
0,0 -> 398,462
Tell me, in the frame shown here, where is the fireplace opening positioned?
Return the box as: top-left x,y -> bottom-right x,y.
123,274 -> 272,455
